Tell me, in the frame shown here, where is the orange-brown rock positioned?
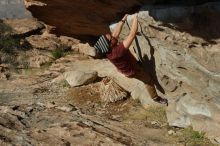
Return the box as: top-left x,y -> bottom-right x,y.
27,0 -> 139,39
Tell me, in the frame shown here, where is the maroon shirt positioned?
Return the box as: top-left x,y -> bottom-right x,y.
106,42 -> 137,77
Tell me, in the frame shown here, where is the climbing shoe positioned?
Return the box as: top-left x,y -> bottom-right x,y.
153,96 -> 168,106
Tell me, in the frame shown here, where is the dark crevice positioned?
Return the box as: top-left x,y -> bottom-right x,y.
0,134 -> 12,143
12,26 -> 45,39
177,67 -> 187,70
149,25 -> 165,31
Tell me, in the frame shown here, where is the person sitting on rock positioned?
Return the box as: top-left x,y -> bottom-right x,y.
94,14 -> 168,105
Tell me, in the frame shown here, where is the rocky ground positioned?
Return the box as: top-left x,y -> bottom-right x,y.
0,15 -> 218,146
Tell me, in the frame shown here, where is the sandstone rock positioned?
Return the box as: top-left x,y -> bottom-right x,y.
100,78 -> 128,103
28,55 -> 52,68
214,136 -> 220,144
0,106 -> 26,119
55,104 -> 77,112
160,75 -> 178,92
0,72 -> 9,81
109,5 -> 220,140
177,95 -> 212,117
27,0 -> 215,39
0,64 -> 9,72
0,106 -> 26,130
13,48 -> 53,69
190,115 -> 220,144
74,43 -> 97,57
151,121 -> 159,125
59,36 -> 80,48
49,63 -> 65,72
55,54 -> 89,64
168,130 -> 175,135
24,0 -> 46,8
64,70 -> 98,87
51,74 -> 65,84
26,35 -> 60,51
45,102 -> 57,109
36,102 -> 46,107
1,1 -> 219,144
4,18 -> 44,36
188,44 -> 220,73
0,104 -> 130,146
65,59 -> 157,107
166,82 -> 220,137
27,0 -> 138,38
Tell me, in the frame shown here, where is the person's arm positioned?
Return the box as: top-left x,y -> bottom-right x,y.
123,14 -> 138,49
112,14 -> 128,39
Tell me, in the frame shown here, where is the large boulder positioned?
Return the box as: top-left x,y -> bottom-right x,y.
73,43 -> 97,57
3,18 -> 44,36
65,59 -> 157,106
25,49 -> 53,68
64,70 -> 98,87
109,3 -> 220,141
26,35 -> 61,51
59,36 -> 80,48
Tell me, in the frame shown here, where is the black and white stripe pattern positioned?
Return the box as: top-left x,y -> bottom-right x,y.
94,35 -> 110,54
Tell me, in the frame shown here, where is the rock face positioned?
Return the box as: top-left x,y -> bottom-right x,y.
0,19 -> 218,146
109,2 -> 220,141
1,0 -> 220,144
0,0 -> 32,19
64,70 -> 98,87
74,43 -> 97,57
0,104 -> 126,146
4,18 -> 44,36
26,35 -> 61,51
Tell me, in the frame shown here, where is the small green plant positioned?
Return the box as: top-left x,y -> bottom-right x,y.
51,48 -> 64,59
0,23 -> 12,35
0,36 -> 19,53
51,45 -> 72,60
178,127 -> 215,146
62,80 -> 70,88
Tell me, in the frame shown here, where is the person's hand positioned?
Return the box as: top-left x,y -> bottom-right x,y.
122,14 -> 128,21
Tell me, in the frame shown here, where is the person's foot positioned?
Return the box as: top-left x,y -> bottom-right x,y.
153,96 -> 168,106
